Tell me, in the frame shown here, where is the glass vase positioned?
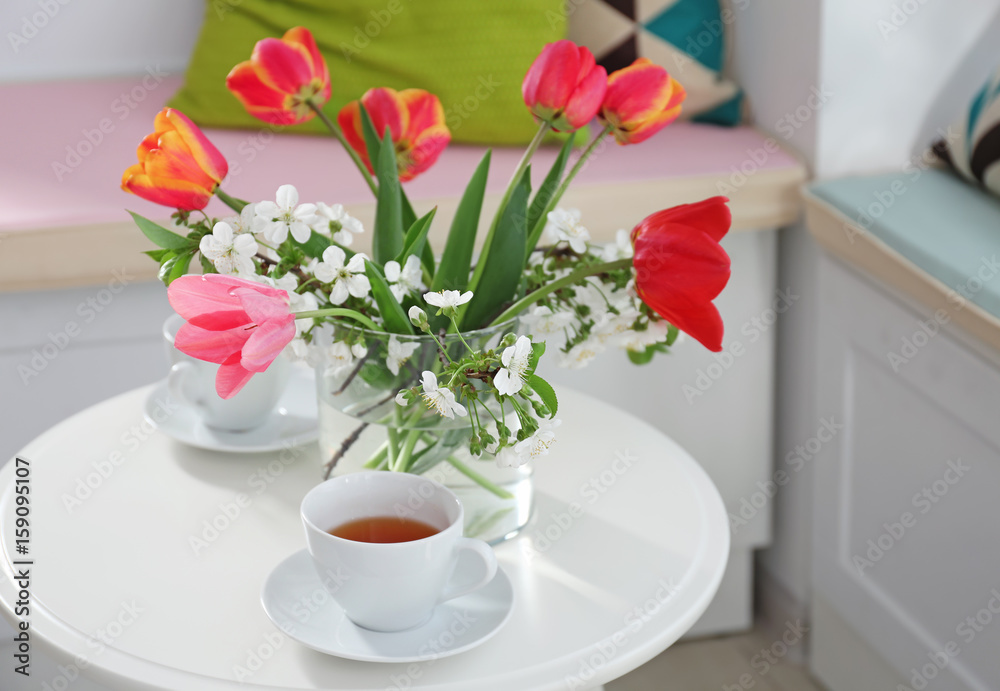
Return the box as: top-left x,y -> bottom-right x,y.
311,319 -> 534,544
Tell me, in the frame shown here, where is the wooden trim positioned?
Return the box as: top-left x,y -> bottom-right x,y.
803,187 -> 1000,354
1,164 -> 805,293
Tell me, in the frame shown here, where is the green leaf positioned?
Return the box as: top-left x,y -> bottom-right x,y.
143,249 -> 170,262
359,104 -> 382,166
433,150 -> 491,293
526,136 -> 573,256
398,208 -> 437,264
401,188 -> 418,230
528,340 -> 546,373
460,165 -> 530,329
129,211 -> 193,251
627,347 -> 657,365
364,260 -> 414,335
399,191 -> 437,276
157,251 -> 179,285
291,229 -> 332,259
167,251 -> 194,284
528,374 -> 558,418
666,324 -> 679,346
199,254 -> 215,274
372,130 -> 405,265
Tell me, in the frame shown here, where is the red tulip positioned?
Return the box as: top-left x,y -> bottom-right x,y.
168,274 -> 296,398
226,26 -> 331,125
522,40 -> 607,132
338,87 -> 450,182
600,58 -> 686,145
121,108 -> 228,210
631,197 -> 731,351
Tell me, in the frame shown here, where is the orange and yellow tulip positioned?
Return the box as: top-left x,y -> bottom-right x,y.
226,27 -> 331,125
121,108 -> 228,211
337,88 -> 451,182
599,58 -> 686,145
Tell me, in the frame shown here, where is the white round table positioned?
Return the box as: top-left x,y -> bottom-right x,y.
0,384 -> 728,690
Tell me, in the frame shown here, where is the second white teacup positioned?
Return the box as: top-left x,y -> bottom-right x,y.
301,472 -> 498,632
162,314 -> 290,432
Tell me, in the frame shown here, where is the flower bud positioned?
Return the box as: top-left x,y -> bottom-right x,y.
408,305 -> 429,330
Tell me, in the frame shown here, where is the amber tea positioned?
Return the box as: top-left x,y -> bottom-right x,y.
329,516 -> 440,543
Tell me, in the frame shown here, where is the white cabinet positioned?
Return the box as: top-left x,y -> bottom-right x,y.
541,228 -> 779,637
811,256 -> 1000,691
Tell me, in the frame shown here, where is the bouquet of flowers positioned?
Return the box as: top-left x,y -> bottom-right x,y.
121,28 -> 732,492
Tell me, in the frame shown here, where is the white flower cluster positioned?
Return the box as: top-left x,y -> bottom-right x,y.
533,208 -> 675,369
199,183 -> 366,279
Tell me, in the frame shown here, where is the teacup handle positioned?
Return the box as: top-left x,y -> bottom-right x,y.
167,362 -> 206,413
438,537 -> 498,604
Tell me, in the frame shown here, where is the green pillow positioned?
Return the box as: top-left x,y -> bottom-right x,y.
169,0 -> 567,145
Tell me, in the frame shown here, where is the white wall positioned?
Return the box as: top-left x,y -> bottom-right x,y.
728,0 -> 823,613
817,0 -> 1000,177
730,0 -> 1000,616
0,0 -> 203,82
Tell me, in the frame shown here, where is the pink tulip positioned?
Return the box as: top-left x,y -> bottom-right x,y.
522,40 -> 607,132
168,274 -> 295,398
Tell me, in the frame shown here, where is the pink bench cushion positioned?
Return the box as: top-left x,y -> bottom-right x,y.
0,77 -> 800,233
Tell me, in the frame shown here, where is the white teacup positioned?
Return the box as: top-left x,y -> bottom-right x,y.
163,314 -> 290,432
301,472 -> 498,632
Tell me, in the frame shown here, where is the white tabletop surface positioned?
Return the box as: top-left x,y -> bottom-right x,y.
0,384 -> 728,691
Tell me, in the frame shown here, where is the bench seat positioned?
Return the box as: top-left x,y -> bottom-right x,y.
0,76 -> 805,291
806,168 -> 1000,352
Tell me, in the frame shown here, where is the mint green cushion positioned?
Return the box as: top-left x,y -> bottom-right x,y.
811,168 -> 1000,319
169,0 -> 566,145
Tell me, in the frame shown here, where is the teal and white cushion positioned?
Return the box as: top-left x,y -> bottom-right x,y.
568,0 -> 744,125
934,67 -> 1000,197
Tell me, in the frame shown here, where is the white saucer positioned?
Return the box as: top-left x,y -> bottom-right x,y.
261,549 -> 514,663
143,368 -> 318,453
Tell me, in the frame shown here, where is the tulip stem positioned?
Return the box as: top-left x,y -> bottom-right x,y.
525,124 -> 612,252
215,188 -> 248,213
293,308 -> 384,332
487,257 -> 632,327
308,102 -> 379,197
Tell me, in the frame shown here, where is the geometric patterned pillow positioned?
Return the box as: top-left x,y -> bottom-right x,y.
933,67 -> 1000,198
568,0 -> 744,126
